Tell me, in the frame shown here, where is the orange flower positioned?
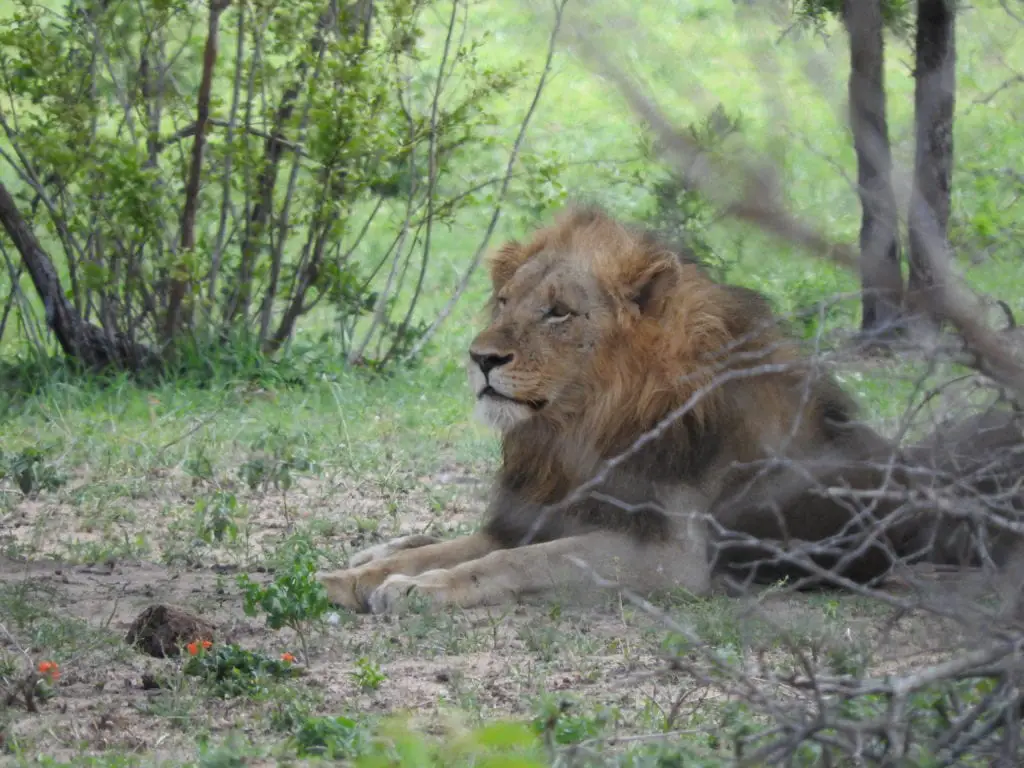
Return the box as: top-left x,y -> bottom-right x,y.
281,652 -> 296,664
186,639 -> 213,656
38,661 -> 60,681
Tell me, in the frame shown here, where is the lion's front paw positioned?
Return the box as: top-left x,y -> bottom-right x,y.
319,565 -> 393,613
348,534 -> 442,568
367,570 -> 451,615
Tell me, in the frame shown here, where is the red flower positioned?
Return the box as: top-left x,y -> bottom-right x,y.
186,639 -> 213,656
281,652 -> 296,664
38,661 -> 60,681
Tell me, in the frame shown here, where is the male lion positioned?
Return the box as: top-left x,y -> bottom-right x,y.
320,205 -> 930,614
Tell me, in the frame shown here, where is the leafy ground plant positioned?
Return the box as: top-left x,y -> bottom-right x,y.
351,656 -> 388,692
237,535 -> 330,664
183,642 -> 301,699
291,714 -> 372,759
0,447 -> 66,496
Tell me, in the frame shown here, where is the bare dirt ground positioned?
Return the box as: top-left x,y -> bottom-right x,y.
0,468 -> 983,763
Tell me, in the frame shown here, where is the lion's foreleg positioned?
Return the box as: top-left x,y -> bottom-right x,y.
347,534 -> 444,568
319,531 -> 499,612
367,526 -> 713,614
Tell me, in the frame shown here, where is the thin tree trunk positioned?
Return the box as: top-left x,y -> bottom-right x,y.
0,182 -> 155,371
165,0 -> 231,342
228,10 -> 333,327
843,0 -> 904,341
906,0 -> 957,324
209,3 -> 246,304
257,44 -> 325,348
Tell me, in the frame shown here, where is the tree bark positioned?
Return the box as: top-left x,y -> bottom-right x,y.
0,182 -> 156,371
228,10 -> 333,328
165,0 -> 231,342
906,0 -> 957,324
228,2 -> 369,331
843,0 -> 905,340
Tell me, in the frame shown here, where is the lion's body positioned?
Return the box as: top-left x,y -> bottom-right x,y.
319,207 -> 1024,614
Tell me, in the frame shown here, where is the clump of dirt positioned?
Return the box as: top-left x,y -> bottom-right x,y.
125,603 -> 217,658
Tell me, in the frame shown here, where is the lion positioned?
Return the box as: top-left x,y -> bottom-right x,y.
319,205 -> 948,614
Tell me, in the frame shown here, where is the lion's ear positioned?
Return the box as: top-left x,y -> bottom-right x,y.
628,258 -> 680,317
489,240 -> 529,291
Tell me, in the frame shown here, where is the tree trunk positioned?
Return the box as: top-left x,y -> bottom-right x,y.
906,0 -> 957,324
165,0 -> 231,342
843,0 -> 904,341
227,10 -> 332,328
0,182 -> 156,372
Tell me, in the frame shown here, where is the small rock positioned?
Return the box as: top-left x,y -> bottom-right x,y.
125,604 -> 216,658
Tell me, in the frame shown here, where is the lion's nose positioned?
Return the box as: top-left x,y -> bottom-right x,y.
470,350 -> 514,375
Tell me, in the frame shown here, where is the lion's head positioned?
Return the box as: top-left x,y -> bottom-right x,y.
467,207 -> 754,444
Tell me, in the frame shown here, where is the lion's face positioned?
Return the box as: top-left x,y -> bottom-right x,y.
467,208 -> 691,435
468,251 -> 613,433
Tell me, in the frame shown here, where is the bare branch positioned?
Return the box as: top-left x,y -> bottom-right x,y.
402,0 -> 571,361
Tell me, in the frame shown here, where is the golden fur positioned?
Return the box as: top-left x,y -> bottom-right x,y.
319,206 -> 1024,614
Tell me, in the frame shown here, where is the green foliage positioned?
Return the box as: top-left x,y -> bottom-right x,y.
0,446 -> 66,495
0,0 -> 545,369
637,105 -> 743,281
237,534 -> 329,662
238,426 -> 317,491
355,717 -> 547,768
531,693 -> 620,746
351,656 -> 388,692
20,757 -> 142,768
184,446 -> 216,484
183,642 -> 301,698
953,166 -> 1024,264
193,490 -> 244,546
292,714 -> 371,759
791,0 -> 915,36
776,270 -> 857,340
289,712 -> 553,765
196,732 -> 267,767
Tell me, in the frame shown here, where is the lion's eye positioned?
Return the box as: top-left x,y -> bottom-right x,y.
544,305 -> 573,323
496,296 -> 508,308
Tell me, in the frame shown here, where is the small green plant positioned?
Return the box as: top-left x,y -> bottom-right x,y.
184,447 -> 216,484
351,656 -> 387,692
531,694 -> 620,747
238,427 -> 317,492
183,643 -> 300,698
0,447 -> 66,495
518,623 -> 562,663
237,536 -> 329,663
193,491 -> 244,547
292,715 -> 371,759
